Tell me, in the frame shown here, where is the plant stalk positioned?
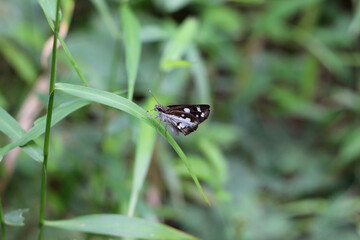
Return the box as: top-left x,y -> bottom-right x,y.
0,197 -> 6,240
38,0 -> 61,237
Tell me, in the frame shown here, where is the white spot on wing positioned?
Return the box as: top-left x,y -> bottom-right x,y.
201,112 -> 205,117
196,114 -> 199,118
197,106 -> 201,112
181,114 -> 185,117
184,108 -> 190,113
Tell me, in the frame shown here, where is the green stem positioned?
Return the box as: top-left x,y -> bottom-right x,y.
38,0 -> 61,237
0,197 -> 6,240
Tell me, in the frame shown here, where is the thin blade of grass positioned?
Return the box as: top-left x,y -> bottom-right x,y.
120,3 -> 141,100
187,45 -> 211,104
128,99 -> 157,217
40,11 -> 89,87
45,214 -> 198,239
0,100 -> 90,161
91,0 -> 121,39
54,83 -> 210,204
0,107 -> 43,162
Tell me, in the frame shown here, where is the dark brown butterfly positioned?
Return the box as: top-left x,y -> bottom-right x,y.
154,104 -> 210,136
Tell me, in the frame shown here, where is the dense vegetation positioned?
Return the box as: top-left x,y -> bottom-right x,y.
1,0 -> 360,239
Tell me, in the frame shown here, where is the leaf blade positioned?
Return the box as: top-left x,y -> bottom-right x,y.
128,99 -> 157,217
120,4 -> 141,100
0,100 -> 90,161
0,107 -> 43,162
160,17 -> 198,71
45,214 -> 198,239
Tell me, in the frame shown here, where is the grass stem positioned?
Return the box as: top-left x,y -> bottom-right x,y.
38,0 -> 61,237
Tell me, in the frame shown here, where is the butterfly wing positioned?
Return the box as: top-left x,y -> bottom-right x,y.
162,111 -> 199,136
166,105 -> 210,123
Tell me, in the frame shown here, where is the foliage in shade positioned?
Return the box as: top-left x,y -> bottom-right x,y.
2,0 -> 360,239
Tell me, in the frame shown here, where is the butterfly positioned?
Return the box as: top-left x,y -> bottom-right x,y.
154,104 -> 210,136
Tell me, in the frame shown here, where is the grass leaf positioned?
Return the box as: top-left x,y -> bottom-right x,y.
160,17 -> 198,71
128,99 -> 157,217
0,100 -> 90,161
0,107 -> 43,162
120,3 -> 141,100
0,38 -> 37,84
38,0 -> 62,21
187,45 -> 211,104
55,83 -> 210,204
45,214 -> 198,239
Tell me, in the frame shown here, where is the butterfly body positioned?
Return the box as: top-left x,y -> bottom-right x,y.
154,104 -> 210,136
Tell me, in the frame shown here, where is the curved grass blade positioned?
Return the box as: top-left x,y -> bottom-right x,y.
55,83 -> 210,205
45,214 -> 197,239
41,12 -> 89,87
120,3 -> 141,100
0,107 -> 43,162
0,100 -> 90,161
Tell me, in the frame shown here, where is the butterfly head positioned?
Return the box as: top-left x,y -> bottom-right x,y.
154,104 -> 167,113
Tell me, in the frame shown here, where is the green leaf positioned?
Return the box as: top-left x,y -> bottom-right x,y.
4,209 -> 29,226
161,60 -> 193,70
269,87 -> 331,121
160,17 -> 198,71
349,1 -> 360,36
54,83 -> 210,205
0,100 -> 90,161
41,11 -> 89,87
228,0 -> 264,2
0,107 -> 43,162
120,4 -> 141,100
187,46 -> 211,104
198,138 -> 228,187
338,129 -> 360,165
128,99 -> 157,217
0,38 -> 37,84
91,0 -> 121,39
45,214 -> 198,239
283,199 -> 328,216
38,0 -> 62,21
294,28 -> 345,76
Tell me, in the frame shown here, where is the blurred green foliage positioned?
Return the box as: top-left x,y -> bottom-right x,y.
1,0 -> 360,239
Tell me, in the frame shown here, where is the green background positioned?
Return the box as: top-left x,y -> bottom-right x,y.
1,0 -> 360,239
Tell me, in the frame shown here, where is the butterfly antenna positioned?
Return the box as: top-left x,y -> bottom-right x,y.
147,88 -> 161,105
